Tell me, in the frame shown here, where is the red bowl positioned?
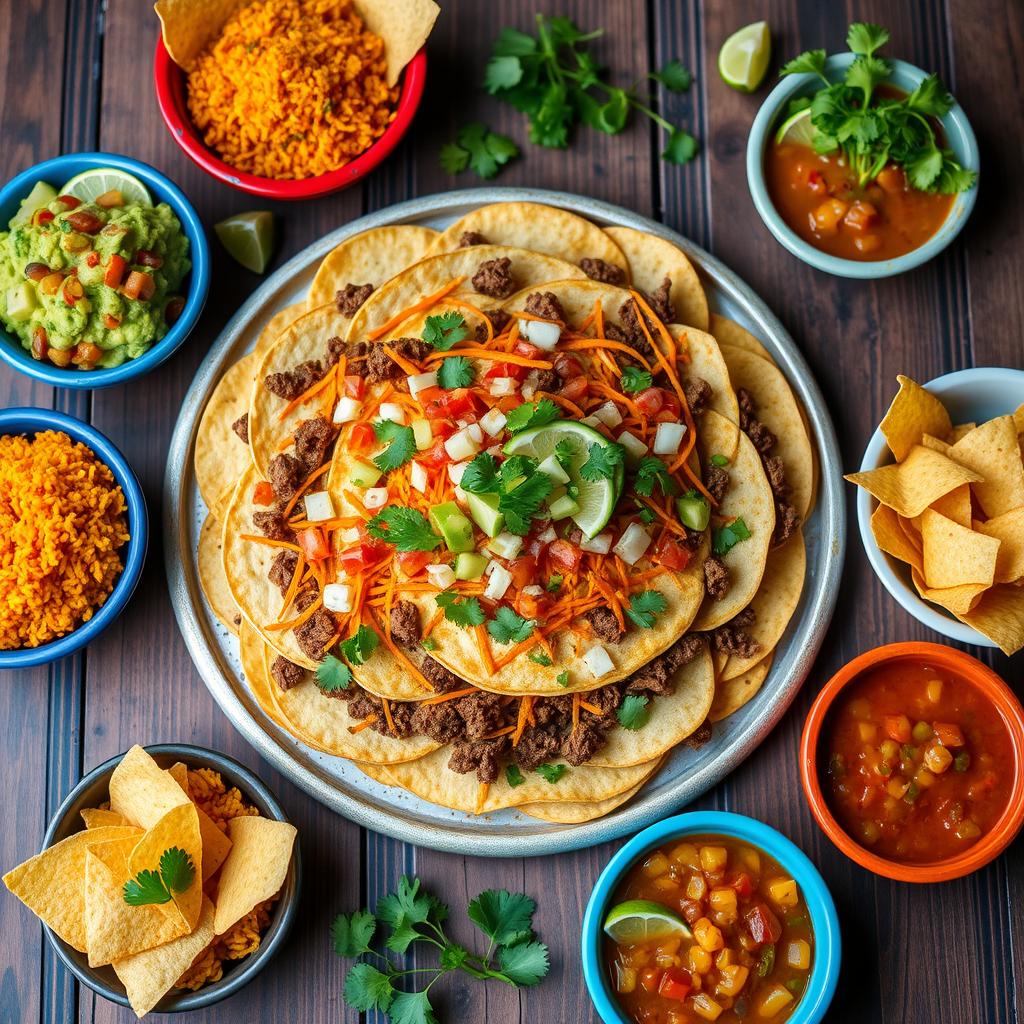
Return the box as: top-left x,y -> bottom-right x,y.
153,35 -> 426,200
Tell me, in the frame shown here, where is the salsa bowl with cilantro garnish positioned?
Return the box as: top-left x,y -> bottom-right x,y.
746,22 -> 978,279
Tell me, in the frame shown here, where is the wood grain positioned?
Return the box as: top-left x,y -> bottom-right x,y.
0,1 -> 1020,1022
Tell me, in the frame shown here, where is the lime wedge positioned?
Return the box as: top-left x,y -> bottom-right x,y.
603,900 -> 692,944
774,107 -> 816,148
59,168 -> 152,206
503,420 -> 623,538
718,21 -> 771,93
215,211 -> 275,274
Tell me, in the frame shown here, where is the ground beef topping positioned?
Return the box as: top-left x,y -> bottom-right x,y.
252,507 -> 294,543
709,609 -> 761,659
454,691 -> 506,740
524,291 -> 565,323
365,343 -> 402,383
389,600 -> 420,647
532,368 -> 560,392
231,413 -> 249,444
703,556 -> 730,601
268,453 -> 305,500
471,256 -> 515,299
650,276 -> 674,323
562,721 -> 608,766
763,455 -> 787,498
685,718 -> 713,750
458,230 -> 488,247
270,655 -> 304,692
774,501 -> 801,547
513,724 -> 562,771
264,360 -> 324,400
268,549 -> 299,595
737,387 -> 776,454
584,606 -> 625,644
294,605 -> 337,662
292,415 -> 335,473
684,376 -> 713,416
625,634 -> 706,695
448,737 -> 509,783
420,656 -> 464,694
335,283 -> 373,316
342,339 -> 369,376
475,308 -> 511,342
579,257 -> 626,286
705,465 -> 730,505
411,702 -> 463,744
325,335 -> 347,368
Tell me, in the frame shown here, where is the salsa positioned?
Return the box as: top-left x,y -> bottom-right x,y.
823,660 -> 1014,863
765,144 -> 953,262
605,836 -> 814,1022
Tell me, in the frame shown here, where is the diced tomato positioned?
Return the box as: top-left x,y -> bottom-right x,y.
431,420 -> 456,440
639,969 -> 663,994
337,544 -> 379,576
134,249 -> 163,268
636,387 -> 666,418
122,270 -> 155,301
30,326 -> 48,361
67,210 -> 104,234
744,902 -> 782,946
56,194 -> 81,209
104,253 -> 128,288
102,314 -> 121,330
884,714 -> 912,744
484,361 -> 527,381
298,527 -> 330,562
422,388 -> 476,421
349,422 -> 376,452
32,209 -> 55,226
548,539 -> 582,573
729,872 -> 755,899
507,555 -> 538,590
561,376 -> 588,402
422,439 -> 451,468
806,169 -> 826,195
396,550 -> 432,577
62,277 -> 84,307
553,353 -> 583,379
514,340 -> 543,360
515,591 -> 551,620
71,342 -> 103,368
658,967 -> 692,1001
656,391 -> 681,422
164,295 -> 185,325
934,722 -> 965,748
252,481 -> 276,506
678,897 -> 703,925
84,251 -> 100,267
344,375 -> 365,399
653,536 -> 692,572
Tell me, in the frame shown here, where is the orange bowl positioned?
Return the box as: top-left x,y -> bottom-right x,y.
800,642 -> 1024,882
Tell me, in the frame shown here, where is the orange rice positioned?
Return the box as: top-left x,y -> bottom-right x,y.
186,0 -> 398,180
0,430 -> 129,650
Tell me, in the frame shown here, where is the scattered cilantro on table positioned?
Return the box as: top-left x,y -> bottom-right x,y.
625,590 -> 667,629
332,876 -> 550,1023
373,420 -> 416,472
122,848 -> 195,907
368,507 -> 442,552
436,590 -> 487,628
441,122 -> 520,180
487,606 -> 535,645
437,355 -> 475,390
422,312 -> 469,351
713,517 -> 752,556
633,456 -> 677,497
616,694 -> 650,731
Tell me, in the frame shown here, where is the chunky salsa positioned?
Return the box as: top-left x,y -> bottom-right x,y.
605,836 -> 814,1022
823,660 -> 1014,863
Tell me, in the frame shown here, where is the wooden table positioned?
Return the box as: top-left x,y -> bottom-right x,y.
2,1 -> 1021,1021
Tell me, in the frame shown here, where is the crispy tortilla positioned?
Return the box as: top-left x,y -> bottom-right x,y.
198,515 -> 241,635
710,653 -> 773,722
517,758 -> 664,822
253,302 -> 306,359
709,314 -> 772,362
670,325 -> 739,454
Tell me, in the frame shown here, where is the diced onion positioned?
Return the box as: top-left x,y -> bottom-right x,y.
303,490 -> 334,522
378,402 -> 405,424
410,461 -> 428,493
444,427 -> 481,461
488,532 -> 523,559
522,584 -> 544,597
448,460 -> 470,485
453,485 -> 468,504
425,563 -> 456,589
581,415 -> 602,428
537,526 -> 558,544
521,382 -> 537,400
407,371 -> 438,396
582,645 -> 614,679
339,527 -> 361,544
332,396 -> 361,424
613,522 -> 652,565
518,318 -> 562,350
322,583 -> 353,613
466,421 -> 484,444
580,531 -> 613,554
479,407 -> 507,436
484,563 -> 513,601
617,430 -> 648,459
489,377 -> 517,397
653,421 -> 687,456
593,401 -> 623,427
411,418 -> 433,450
362,487 -> 388,510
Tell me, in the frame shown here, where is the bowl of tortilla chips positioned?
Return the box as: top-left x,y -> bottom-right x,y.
2,744 -> 299,1018
848,368 -> 1024,655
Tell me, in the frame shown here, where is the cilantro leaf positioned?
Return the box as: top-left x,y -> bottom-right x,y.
505,398 -> 561,434
316,654 -> 352,692
373,420 -> 416,472
536,763 -> 567,783
662,128 -> 699,165
344,962 -> 394,1012
122,869 -> 172,907
712,517 -> 752,556
368,506 -> 442,552
338,625 -> 379,665
439,943 -> 469,971
847,21 -> 889,57
487,606 -> 535,645
439,142 -> 469,175
122,848 -> 195,907
546,574 -> 563,593
390,990 -> 438,1024
651,59 -> 692,93
491,26 -> 538,58
436,590 -> 486,628
468,890 -> 537,946
422,312 -> 468,351
638,506 -> 655,525
710,453 -> 730,467
554,438 -> 576,470
580,440 -> 624,482
485,55 -> 524,92
634,456 -> 678,497
527,648 -> 552,666
437,355 -> 475,390
904,73 -> 953,118
443,122 -> 521,180
616,694 -> 650,731
331,910 -> 377,957
377,875 -> 437,931
460,452 -> 500,494
555,670 -> 569,687
421,637 -> 437,651
779,48 -> 828,80
625,590 -> 668,629
496,940 -> 551,987
506,763 -> 525,787
620,365 -> 652,393
500,470 -> 552,534
158,848 -> 194,895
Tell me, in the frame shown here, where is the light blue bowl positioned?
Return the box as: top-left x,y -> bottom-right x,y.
0,407 -> 147,668
582,811 -> 841,1024
747,54 -> 979,279
0,152 -> 209,388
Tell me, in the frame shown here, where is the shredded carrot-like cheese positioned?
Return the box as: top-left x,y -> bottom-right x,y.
283,461 -> 333,517
367,277 -> 467,340
348,714 -> 378,734
417,686 -> 478,706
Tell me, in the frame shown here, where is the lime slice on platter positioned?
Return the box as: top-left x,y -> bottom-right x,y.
603,900 -> 693,944
774,106 -> 816,148
503,420 -> 624,538
215,211 -> 275,274
59,168 -> 153,207
718,20 -> 771,93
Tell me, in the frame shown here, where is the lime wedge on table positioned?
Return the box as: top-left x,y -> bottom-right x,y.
59,168 -> 152,206
215,211 -> 275,274
775,107 -> 816,148
603,900 -> 692,944
503,420 -> 624,538
718,21 -> 771,93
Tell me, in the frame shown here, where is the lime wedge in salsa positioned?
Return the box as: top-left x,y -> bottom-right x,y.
59,168 -> 152,207
718,21 -> 771,93
774,107 -> 816,148
603,900 -> 692,944
215,211 -> 275,274
503,420 -> 624,538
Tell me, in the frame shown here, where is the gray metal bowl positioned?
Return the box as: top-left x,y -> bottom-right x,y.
41,743 -> 301,1014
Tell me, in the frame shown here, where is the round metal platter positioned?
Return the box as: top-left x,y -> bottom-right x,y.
165,187 -> 845,856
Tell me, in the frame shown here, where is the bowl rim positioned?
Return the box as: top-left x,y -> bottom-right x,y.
746,52 -> 979,279
856,366 -> 1024,647
0,407 -> 148,668
799,641 -> 1024,883
0,151 -> 210,389
40,742 -> 301,1013
153,35 -> 427,200
581,810 -> 841,1024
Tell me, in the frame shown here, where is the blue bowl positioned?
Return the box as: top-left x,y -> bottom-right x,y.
746,54 -> 979,279
0,152 -> 209,388
582,811 -> 841,1024
0,407 -> 147,668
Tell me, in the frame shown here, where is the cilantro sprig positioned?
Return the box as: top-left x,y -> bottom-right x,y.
712,517 -> 752,557
616,694 -> 650,731
437,355 -> 475,390
368,507 -> 442,552
580,440 -> 624,482
441,122 -> 520,179
633,456 -> 678,497
460,450 -> 553,535
373,420 -> 417,472
504,398 -> 560,434
625,590 -> 667,629
487,606 -> 535,645
422,312 -> 469,351
332,876 -> 550,1023
340,624 -> 380,665
436,589 -> 487,628
316,654 -> 352,692
122,848 -> 195,907
779,22 -> 976,193
620,365 -> 653,393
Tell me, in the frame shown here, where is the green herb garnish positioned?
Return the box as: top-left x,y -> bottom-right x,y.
487,606 -> 536,645
339,625 -> 379,665
421,638 -> 438,652
505,398 -> 561,434
436,590 -> 487,628
712,517 -> 751,556
506,764 -> 526,787
316,654 -> 352,692
437,355 -> 476,390
460,451 -> 553,535
580,440 -> 625,482
555,671 -> 570,688
527,648 -> 553,666
546,574 -> 563,593
422,311 -> 469,351
367,507 -> 442,552
633,456 -> 678,497
372,421 -> 416,472
122,848 -> 195,907
440,122 -> 520,179
535,763 -> 567,784
616,695 -> 650,731
625,590 -> 667,629
620,365 -> 653,393
710,453 -> 730,467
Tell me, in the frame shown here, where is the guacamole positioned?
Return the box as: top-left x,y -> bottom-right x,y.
0,184 -> 190,369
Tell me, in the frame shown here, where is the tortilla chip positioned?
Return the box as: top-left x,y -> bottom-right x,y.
358,0 -> 439,86
213,817 -> 296,936
109,746 -> 192,831
2,826 -> 141,952
951,423 -> 977,442
155,0 -> 245,69
948,416 -> 1024,518
911,567 -> 989,617
898,514 -> 924,553
845,445 -> 983,519
127,802 -> 203,932
880,375 -> 952,461
710,654 -> 773,722
920,433 -> 952,454
113,896 -> 216,1018
977,507 -> 1024,583
921,509 -> 999,588
871,504 -> 923,573
929,483 -> 973,528
198,514 -> 241,635
166,762 -> 188,791
956,584 -> 1024,655
81,808 -> 129,829
165,767 -> 234,882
